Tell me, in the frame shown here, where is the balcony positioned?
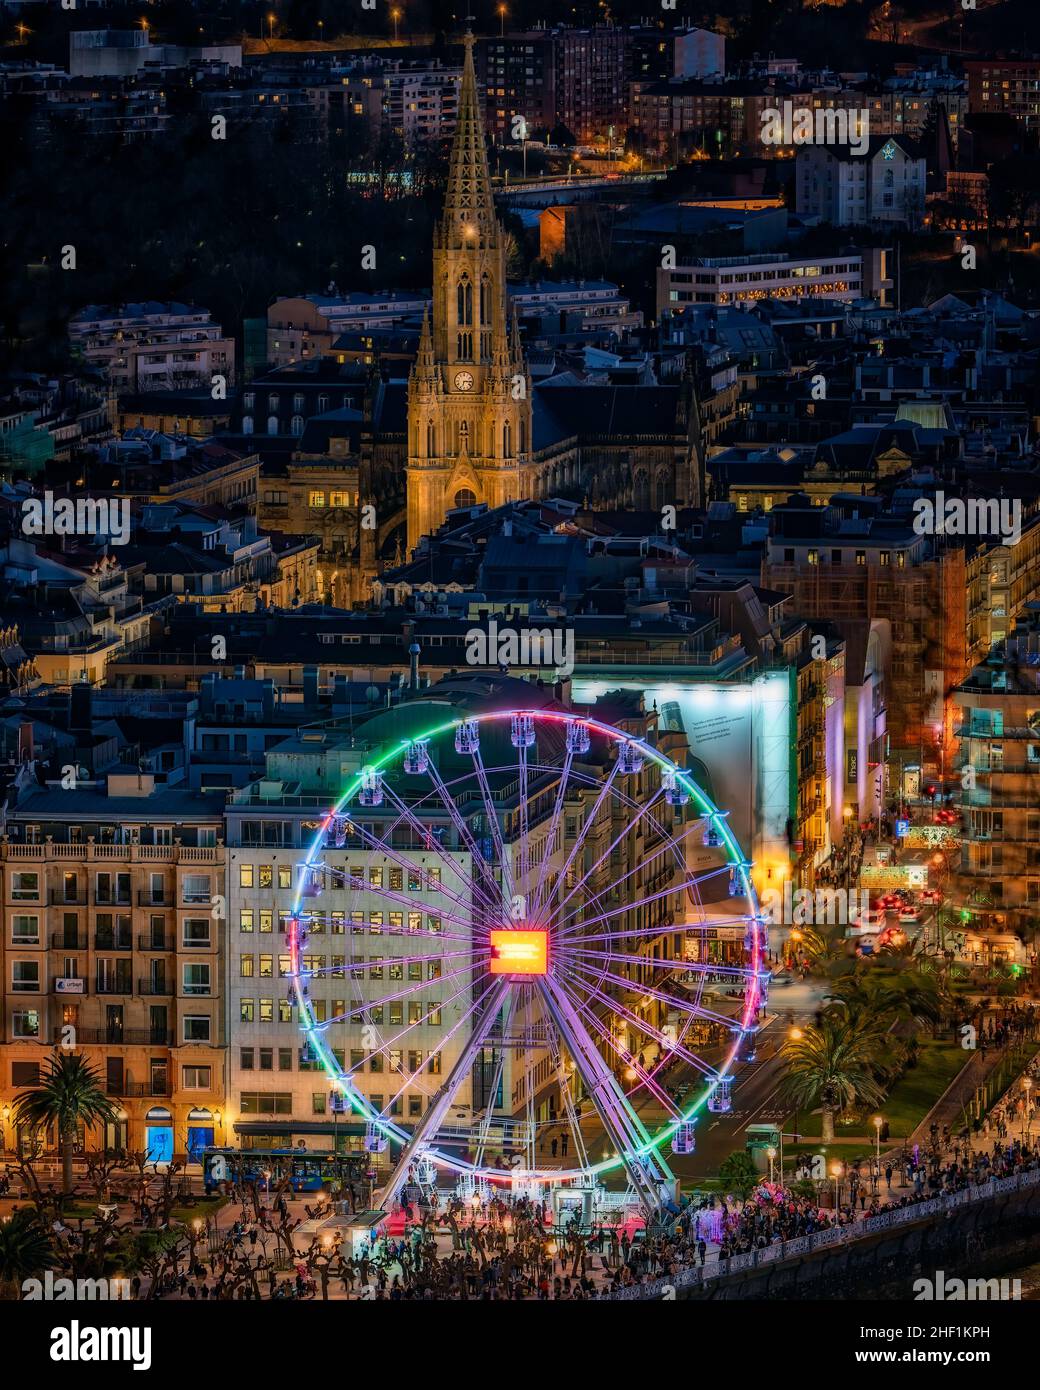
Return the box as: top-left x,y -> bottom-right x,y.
94,932 -> 133,951
106,1081 -> 171,1099
50,931 -> 88,949
138,891 -> 173,907
54,1028 -> 174,1046
95,979 -> 133,996
50,890 -> 87,906
94,895 -> 132,908
137,934 -> 175,952
138,979 -> 174,996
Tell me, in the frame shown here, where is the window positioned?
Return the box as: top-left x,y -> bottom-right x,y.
11,1062 -> 41,1087
183,919 -> 211,948
182,1066 -> 211,1089
183,963 -> 211,996
240,955 -> 254,977
12,1010 -> 40,1038
12,915 -> 39,945
310,491 -> 326,508
239,1093 -> 292,1116
11,872 -> 39,901
239,865 -> 254,888
182,874 -> 211,904
241,999 -> 255,1023
12,961 -> 40,993
278,866 -> 292,890
183,1016 -> 211,1043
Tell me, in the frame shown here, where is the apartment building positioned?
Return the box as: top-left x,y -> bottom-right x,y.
0,775 -> 226,1161
953,610 -> 1040,948
68,302 -> 235,393
657,249 -> 893,315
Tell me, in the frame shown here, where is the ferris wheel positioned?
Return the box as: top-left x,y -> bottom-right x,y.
288,704 -> 766,1214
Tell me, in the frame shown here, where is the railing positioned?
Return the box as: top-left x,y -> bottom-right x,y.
49,890 -> 87,905
94,933 -> 133,951
95,980 -> 133,995
604,1166 -> 1040,1300
106,1082 -> 171,1099
54,1028 -> 173,1046
137,935 -> 175,952
50,932 -> 88,950
138,892 -> 173,907
0,842 -> 222,863
138,980 -> 174,996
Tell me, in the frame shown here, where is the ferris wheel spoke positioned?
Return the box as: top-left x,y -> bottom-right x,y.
538,1003 -> 592,1172
535,974 -> 674,1210
540,757 -> 622,921
561,921 -> 753,949
315,819 -> 482,923
528,750 -> 573,917
556,865 -> 738,941
469,743 -> 516,908
379,779 -> 501,918
340,966 -> 484,1073
552,828 -> 728,937
542,783 -> 670,933
554,975 -> 682,1119
380,972 -> 502,1114
376,976 -> 512,1208
306,943 -> 481,977
316,956 -> 489,1022
559,960 -> 724,1073
472,990 -> 518,1168
423,758 -> 507,912
561,951 -> 742,1035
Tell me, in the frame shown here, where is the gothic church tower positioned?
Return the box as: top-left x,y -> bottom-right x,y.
406,31 -> 532,551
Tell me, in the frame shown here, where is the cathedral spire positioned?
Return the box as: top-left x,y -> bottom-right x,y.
439,31 -> 497,249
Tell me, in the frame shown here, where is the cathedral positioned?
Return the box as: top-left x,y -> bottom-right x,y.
406,33 -> 532,551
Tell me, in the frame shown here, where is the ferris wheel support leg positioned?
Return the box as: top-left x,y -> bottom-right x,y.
537,976 -> 676,1216
375,978 -> 511,1213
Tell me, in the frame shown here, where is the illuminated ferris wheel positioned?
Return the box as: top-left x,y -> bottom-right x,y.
288,704 -> 766,1214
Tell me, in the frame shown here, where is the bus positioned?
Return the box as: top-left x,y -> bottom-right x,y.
201,1147 -> 372,1197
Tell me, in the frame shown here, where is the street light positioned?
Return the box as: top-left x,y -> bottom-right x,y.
391,7 -> 401,42
766,1145 -> 777,1184
498,3 -> 508,36
831,1160 -> 844,1210
872,1115 -> 884,1188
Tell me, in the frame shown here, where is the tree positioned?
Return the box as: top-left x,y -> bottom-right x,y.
779,1017 -> 886,1143
717,1149 -> 760,1200
0,1209 -> 56,1299
12,1051 -> 117,1195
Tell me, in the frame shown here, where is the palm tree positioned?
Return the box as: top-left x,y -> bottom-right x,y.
0,1209 -> 56,1299
779,1017 -> 887,1143
12,1051 -> 117,1195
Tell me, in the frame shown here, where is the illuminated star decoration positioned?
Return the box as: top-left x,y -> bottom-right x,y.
881,141 -> 896,159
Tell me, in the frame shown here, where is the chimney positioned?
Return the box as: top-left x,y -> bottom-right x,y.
261,678 -> 275,719
17,720 -> 33,764
303,664 -> 319,706
408,642 -> 421,691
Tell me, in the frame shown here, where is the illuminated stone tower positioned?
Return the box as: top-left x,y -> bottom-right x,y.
406,30 -> 532,551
